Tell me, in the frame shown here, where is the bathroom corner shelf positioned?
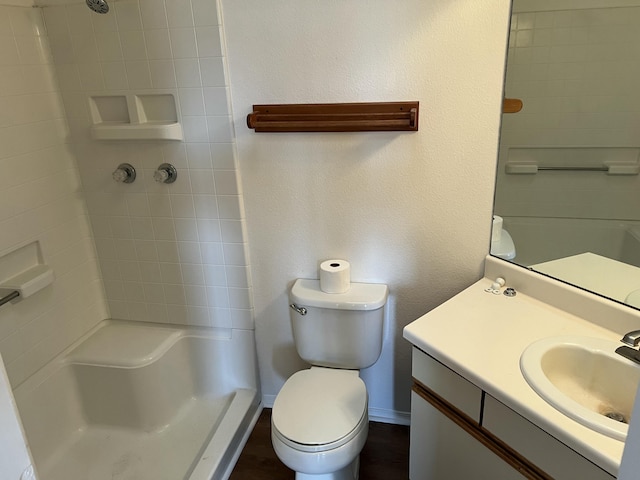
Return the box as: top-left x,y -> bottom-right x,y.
246,101 -> 419,132
91,122 -> 183,141
89,93 -> 184,141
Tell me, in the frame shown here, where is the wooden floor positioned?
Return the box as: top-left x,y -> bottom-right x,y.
230,409 -> 410,479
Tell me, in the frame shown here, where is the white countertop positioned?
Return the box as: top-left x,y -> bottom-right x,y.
403,276 -> 626,477
533,252 -> 640,307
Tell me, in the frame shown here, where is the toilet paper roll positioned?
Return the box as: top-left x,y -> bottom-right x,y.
319,260 -> 351,294
492,215 -> 503,243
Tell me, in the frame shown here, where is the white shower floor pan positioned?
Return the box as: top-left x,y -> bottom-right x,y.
13,320 -> 261,480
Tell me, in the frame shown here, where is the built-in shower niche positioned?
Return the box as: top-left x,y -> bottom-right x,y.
89,93 -> 183,141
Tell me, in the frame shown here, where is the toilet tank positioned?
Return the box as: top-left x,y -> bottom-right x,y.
289,278 -> 388,369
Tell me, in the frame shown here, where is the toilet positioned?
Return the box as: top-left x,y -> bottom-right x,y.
271,278 -> 389,480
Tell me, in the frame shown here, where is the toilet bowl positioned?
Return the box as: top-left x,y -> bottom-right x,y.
272,278 -> 388,479
271,368 -> 368,479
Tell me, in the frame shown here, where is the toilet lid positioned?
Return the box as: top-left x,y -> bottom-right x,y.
272,368 -> 367,446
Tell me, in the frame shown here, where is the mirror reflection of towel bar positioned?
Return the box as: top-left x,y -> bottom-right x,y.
0,289 -> 19,308
506,163 -> 640,175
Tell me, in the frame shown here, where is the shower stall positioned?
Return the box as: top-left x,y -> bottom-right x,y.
0,0 -> 261,478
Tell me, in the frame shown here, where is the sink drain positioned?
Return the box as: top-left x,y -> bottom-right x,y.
603,411 -> 627,424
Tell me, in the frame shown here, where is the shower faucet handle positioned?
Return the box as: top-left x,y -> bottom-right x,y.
153,163 -> 178,184
112,163 -> 136,183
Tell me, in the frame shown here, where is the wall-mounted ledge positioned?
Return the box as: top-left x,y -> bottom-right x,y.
90,122 -> 184,141
88,93 -> 183,141
247,101 -> 419,132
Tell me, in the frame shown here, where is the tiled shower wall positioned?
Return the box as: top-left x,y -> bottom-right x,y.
0,4 -> 107,388
43,0 -> 254,329
495,3 -> 640,220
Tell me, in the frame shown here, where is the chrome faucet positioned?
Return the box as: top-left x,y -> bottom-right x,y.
616,330 -> 640,364
621,330 -> 640,347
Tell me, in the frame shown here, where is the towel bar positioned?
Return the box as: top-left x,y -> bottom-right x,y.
0,289 -> 19,307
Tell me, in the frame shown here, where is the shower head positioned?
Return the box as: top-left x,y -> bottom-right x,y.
86,0 -> 109,14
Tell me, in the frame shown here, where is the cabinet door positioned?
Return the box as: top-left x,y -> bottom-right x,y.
412,348 -> 482,422
482,395 -> 614,480
410,391 -> 525,480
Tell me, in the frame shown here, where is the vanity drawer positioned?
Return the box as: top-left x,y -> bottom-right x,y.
482,395 -> 614,480
412,347 -> 482,422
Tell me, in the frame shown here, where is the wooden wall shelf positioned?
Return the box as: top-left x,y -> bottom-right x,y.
246,102 -> 419,132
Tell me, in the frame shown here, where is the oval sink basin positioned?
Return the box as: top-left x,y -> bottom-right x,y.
520,336 -> 640,441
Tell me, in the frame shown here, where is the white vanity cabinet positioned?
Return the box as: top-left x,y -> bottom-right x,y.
410,347 -> 615,480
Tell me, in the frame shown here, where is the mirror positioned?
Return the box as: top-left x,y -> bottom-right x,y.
492,0 -> 640,310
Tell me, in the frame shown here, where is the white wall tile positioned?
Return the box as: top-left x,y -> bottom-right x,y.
156,240 -> 180,262
186,142 -> 211,168
33,0 -> 254,330
174,217 -> 198,240
199,57 -> 226,86
213,169 -> 239,195
189,170 -> 215,194
174,58 -> 201,87
77,63 -> 105,91
209,307 -> 231,329
181,263 -> 204,284
170,194 -> 196,218
231,308 -> 253,330
114,1 -> 143,31
65,4 -> 93,34
160,262 -> 182,283
100,61 -> 127,89
191,0 -> 219,27
195,26 -> 222,57
149,59 -> 177,88
206,286 -> 229,307
124,60 -> 152,88
165,0 -> 194,28
95,31 -> 124,61
140,0 -> 168,29
206,115 -> 233,142
200,241 -> 224,264
177,241 -> 202,263
182,115 -> 208,142
120,30 -> 148,61
203,87 -> 228,115
178,88 -> 205,115
170,28 -> 198,58
197,218 -> 221,241
144,28 -> 172,59
203,264 -> 225,286
226,265 -> 250,288
222,243 -> 247,266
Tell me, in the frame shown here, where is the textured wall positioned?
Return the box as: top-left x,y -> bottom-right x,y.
0,5 -> 107,388
43,0 -> 254,330
222,0 -> 512,419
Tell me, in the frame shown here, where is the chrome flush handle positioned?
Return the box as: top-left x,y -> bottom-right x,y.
289,303 -> 307,316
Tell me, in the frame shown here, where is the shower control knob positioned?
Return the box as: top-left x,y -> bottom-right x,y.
153,163 -> 178,184
112,163 -> 136,183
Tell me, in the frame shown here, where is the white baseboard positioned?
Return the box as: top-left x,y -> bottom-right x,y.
368,407 -> 411,426
262,393 -> 276,408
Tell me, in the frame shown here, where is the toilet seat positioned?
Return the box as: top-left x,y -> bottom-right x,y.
272,367 -> 367,453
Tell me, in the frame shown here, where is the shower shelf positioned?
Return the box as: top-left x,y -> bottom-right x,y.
89,93 -> 183,141
246,101 -> 419,132
91,122 -> 183,141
